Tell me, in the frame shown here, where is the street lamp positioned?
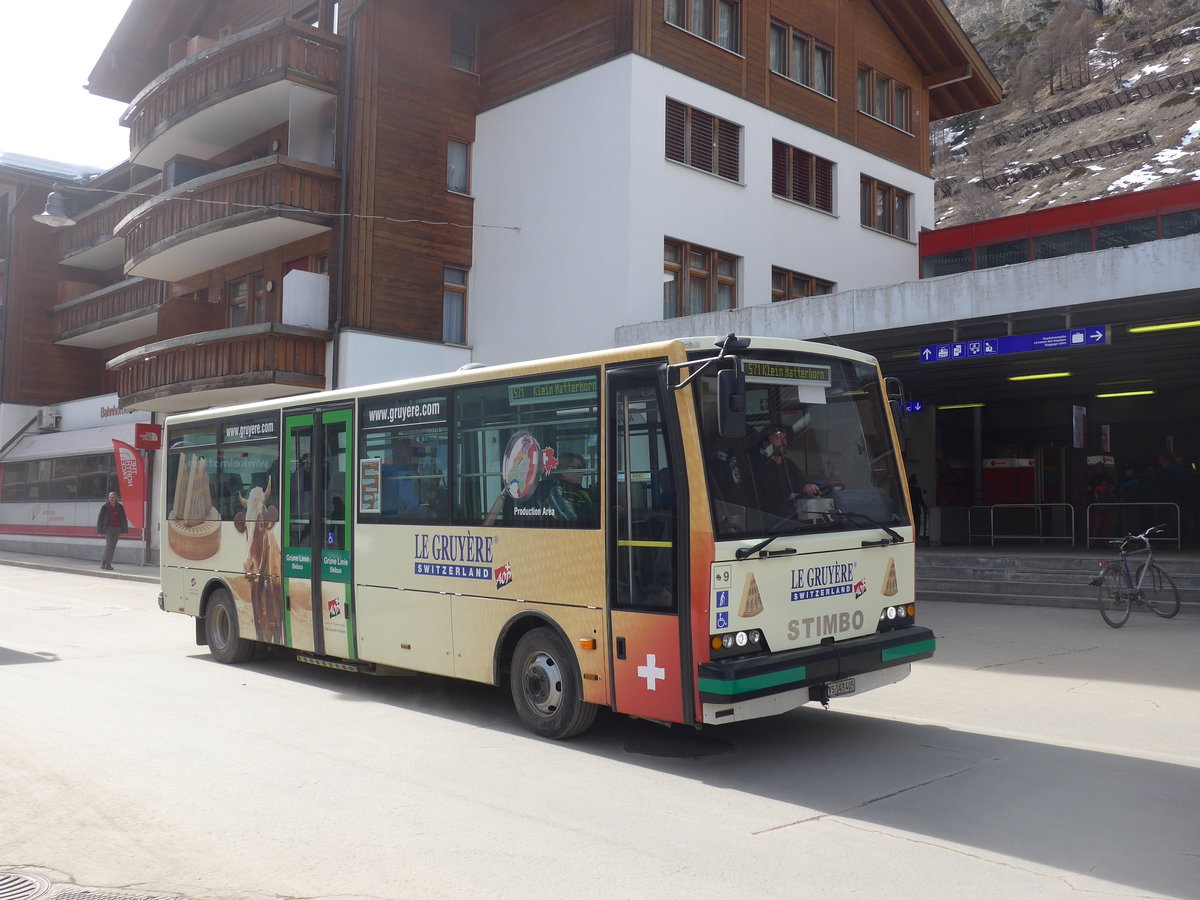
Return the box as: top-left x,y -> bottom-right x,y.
32,191 -> 76,228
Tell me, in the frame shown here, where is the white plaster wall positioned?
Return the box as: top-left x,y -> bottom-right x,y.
471,55 -> 932,364
335,330 -> 471,388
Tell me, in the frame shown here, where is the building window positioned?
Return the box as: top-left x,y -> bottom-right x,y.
1095,217 -> 1158,251
227,273 -> 265,326
451,14 -> 477,73
443,266 -> 467,344
975,239 -> 1030,269
665,98 -> 741,182
665,0 -> 740,53
856,66 -> 912,132
772,267 -> 834,302
447,139 -> 470,193
768,22 -> 833,97
921,250 -> 972,278
663,239 -> 737,318
771,140 -> 834,213
860,177 -> 911,240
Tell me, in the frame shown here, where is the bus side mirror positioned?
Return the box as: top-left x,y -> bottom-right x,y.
717,368 -> 746,438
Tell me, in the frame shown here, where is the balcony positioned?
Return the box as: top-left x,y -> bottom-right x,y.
122,18 -> 343,169
56,176 -> 155,270
52,277 -> 164,349
107,323 -> 330,413
115,155 -> 339,281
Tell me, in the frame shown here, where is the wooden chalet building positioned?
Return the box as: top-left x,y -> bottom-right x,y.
0,0 -> 998,559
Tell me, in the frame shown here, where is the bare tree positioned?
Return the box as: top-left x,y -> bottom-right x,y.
1011,55 -> 1043,115
957,182 -> 1006,223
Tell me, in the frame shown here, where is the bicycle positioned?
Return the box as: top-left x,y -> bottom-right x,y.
1092,524 -> 1181,627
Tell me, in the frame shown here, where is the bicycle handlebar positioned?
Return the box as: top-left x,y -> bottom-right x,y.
1107,523 -> 1167,549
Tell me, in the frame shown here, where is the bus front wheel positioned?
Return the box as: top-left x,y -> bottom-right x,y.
509,628 -> 597,739
204,587 -> 257,664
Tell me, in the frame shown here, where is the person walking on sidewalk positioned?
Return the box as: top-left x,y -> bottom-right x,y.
96,492 -> 129,570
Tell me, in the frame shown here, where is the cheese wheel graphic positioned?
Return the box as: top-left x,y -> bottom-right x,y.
882,557 -> 899,597
739,573 -> 764,617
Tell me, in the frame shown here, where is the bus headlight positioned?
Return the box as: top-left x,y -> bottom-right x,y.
877,603 -> 916,632
710,629 -> 767,659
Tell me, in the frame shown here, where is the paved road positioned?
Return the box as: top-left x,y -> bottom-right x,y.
1,563 -> 1198,900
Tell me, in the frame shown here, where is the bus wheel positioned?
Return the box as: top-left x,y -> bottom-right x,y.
205,588 -> 256,664
510,628 -> 597,740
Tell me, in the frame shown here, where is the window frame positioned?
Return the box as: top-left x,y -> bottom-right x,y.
447,138 -> 471,195
768,20 -> 834,97
856,66 -> 913,133
771,266 -> 835,302
771,139 -> 835,214
226,272 -> 266,327
450,13 -> 478,74
664,98 -> 742,183
663,239 -> 739,319
860,176 -> 912,240
443,265 -> 468,345
665,0 -> 742,54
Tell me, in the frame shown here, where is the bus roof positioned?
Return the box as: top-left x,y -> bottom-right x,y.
163,335 -> 879,424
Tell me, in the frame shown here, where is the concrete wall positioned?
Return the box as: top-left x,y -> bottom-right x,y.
616,231 -> 1200,345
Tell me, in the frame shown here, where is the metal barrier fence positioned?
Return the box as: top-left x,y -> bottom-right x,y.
1085,502 -> 1181,550
968,504 -> 1076,547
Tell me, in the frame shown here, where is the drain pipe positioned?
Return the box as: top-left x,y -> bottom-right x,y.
331,0 -> 373,390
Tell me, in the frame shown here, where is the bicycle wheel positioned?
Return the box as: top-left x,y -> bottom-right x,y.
1136,562 -> 1181,618
1097,566 -> 1130,627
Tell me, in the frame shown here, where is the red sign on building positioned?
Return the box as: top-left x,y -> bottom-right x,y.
134,423 -> 163,450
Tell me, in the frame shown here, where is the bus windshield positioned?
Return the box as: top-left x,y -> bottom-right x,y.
695,349 -> 909,538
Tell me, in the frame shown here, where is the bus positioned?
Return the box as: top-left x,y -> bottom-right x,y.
159,335 -> 932,739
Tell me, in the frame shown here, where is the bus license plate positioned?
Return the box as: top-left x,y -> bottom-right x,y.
827,678 -> 856,697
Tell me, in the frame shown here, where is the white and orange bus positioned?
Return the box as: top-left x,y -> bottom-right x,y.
159,335 -> 932,738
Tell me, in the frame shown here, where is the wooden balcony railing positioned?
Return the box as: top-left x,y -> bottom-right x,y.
52,277 -> 164,340
108,323 -> 329,408
116,155 -> 339,270
122,18 -> 344,158
55,176 -> 156,262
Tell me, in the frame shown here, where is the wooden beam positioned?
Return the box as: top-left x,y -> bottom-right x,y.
924,64 -> 973,91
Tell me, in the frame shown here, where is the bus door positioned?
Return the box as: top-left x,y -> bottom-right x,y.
282,406 -> 356,659
607,367 -> 690,725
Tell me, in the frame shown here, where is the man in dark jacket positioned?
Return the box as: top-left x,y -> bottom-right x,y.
96,492 -> 130,570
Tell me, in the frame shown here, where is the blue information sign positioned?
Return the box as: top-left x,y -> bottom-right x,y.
904,401 -> 925,413
921,326 -> 1107,363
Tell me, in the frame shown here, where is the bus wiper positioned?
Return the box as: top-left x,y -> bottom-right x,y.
829,509 -> 903,545
735,532 -> 795,559
734,518 -> 823,559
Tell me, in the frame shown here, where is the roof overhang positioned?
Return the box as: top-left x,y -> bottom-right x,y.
872,0 -> 1003,120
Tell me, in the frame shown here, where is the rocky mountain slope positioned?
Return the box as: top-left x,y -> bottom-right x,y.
935,0 -> 1200,226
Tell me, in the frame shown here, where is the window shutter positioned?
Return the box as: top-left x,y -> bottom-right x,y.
814,157 -> 834,213
791,149 -> 812,206
771,140 -> 787,196
690,109 -> 715,173
716,119 -> 740,181
665,99 -> 687,163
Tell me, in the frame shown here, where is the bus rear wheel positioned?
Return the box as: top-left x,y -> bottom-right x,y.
509,628 -> 597,740
204,587 -> 257,664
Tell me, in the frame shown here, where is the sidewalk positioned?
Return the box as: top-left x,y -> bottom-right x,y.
0,549 -> 159,584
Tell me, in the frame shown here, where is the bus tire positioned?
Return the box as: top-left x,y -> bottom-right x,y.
204,587 -> 256,664
509,627 -> 597,740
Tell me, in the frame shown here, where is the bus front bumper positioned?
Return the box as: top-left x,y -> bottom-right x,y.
696,626 -> 935,725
